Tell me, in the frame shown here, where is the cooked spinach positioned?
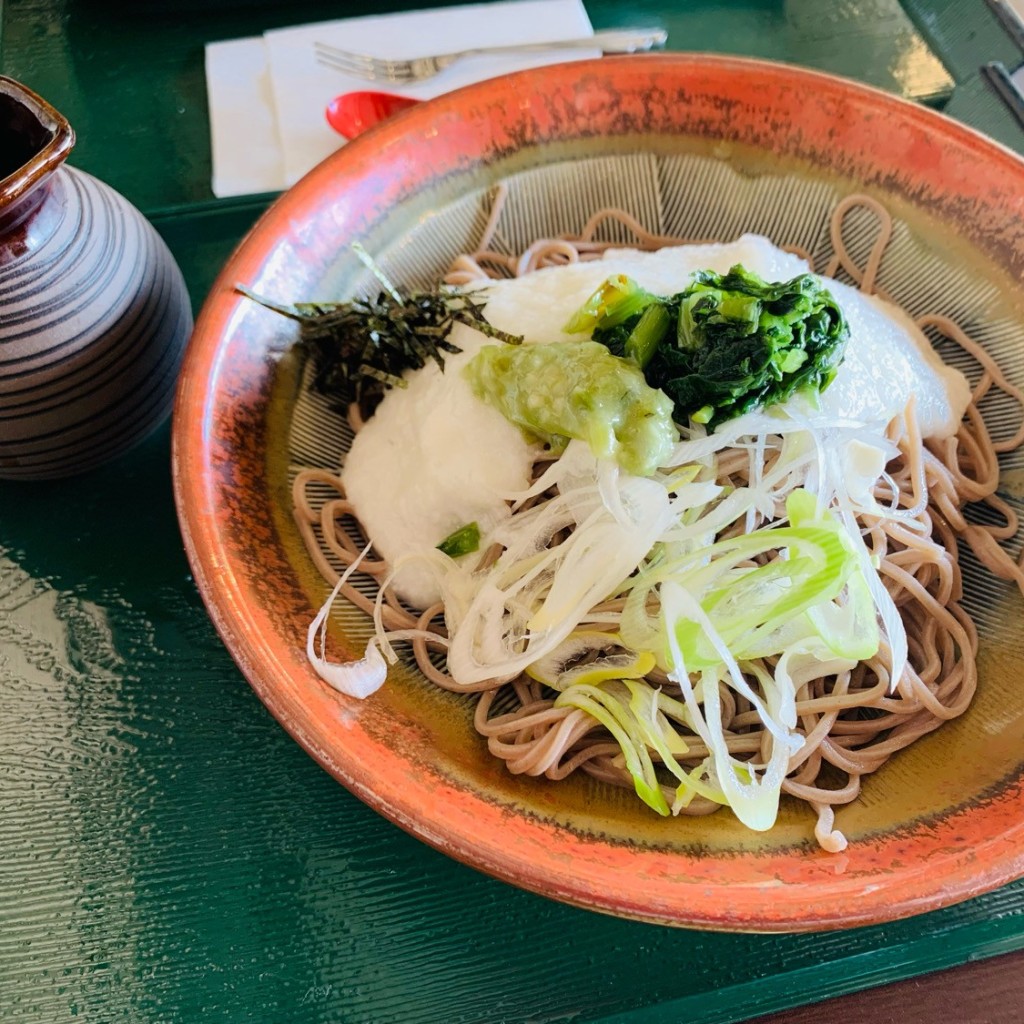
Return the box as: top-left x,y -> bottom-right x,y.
570,265 -> 849,429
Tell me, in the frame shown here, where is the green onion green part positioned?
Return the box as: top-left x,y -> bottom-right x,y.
437,522 -> 481,558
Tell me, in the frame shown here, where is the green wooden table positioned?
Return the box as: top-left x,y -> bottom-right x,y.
2,2 -> 1024,1022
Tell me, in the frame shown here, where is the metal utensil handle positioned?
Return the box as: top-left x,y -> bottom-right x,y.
458,28 -> 668,59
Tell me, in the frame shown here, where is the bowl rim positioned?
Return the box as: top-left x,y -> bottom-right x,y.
172,53 -> 1024,931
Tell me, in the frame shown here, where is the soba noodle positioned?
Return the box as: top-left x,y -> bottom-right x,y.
292,189 -> 1024,851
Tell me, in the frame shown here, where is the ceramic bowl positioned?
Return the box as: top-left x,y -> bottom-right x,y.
173,55 -> 1024,931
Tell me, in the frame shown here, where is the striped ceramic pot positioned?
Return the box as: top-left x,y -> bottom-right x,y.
0,76 -> 193,480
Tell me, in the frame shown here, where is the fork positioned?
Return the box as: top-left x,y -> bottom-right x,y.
313,27 -> 668,84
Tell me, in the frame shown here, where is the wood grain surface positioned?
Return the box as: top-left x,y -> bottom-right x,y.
751,948 -> 1024,1024
3,1 -> 1024,1023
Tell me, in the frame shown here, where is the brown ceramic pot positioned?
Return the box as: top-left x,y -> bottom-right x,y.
0,76 -> 193,479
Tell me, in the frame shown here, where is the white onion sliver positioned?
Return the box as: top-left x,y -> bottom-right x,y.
307,542 -> 388,699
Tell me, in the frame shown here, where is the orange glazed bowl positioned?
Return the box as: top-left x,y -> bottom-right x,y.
173,55 -> 1024,931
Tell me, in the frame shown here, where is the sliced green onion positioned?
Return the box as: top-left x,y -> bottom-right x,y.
555,682 -> 671,815
437,522 -> 481,558
526,631 -> 655,690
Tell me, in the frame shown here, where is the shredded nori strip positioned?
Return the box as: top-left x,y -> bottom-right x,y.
238,278 -> 522,410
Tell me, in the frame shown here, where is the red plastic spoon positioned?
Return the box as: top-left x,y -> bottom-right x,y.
326,91 -> 422,139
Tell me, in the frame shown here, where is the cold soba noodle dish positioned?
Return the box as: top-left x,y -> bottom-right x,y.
260,190 -> 1024,852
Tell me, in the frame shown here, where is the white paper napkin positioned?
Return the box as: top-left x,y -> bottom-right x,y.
206,37 -> 284,199
206,0 -> 596,198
